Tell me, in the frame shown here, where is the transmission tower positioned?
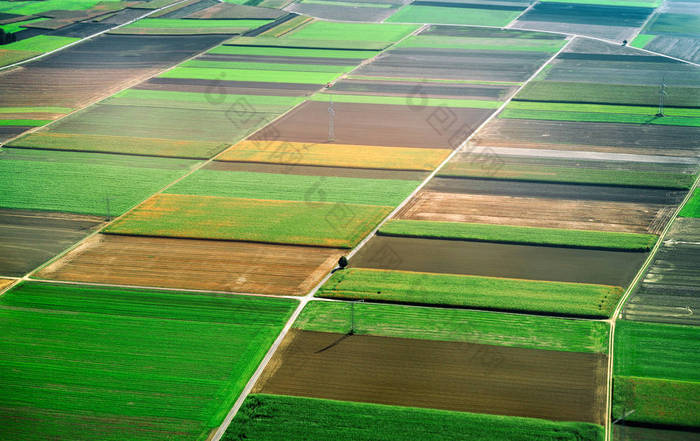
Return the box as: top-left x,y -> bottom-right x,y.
656,77 -> 667,117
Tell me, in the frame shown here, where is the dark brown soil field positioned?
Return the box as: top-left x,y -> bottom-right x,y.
0,34 -> 228,109
254,330 -> 606,424
622,218 -> 700,326
354,48 -> 552,82
0,209 -> 103,277
614,425 -> 700,441
350,235 -> 647,286
0,126 -> 34,143
398,191 -> 674,234
424,177 -> 685,205
197,54 -> 361,66
187,3 -> 286,19
35,234 -> 342,295
135,77 -> 319,96
329,78 -> 516,100
207,161 -> 428,180
248,101 -> 493,149
473,119 -> 700,157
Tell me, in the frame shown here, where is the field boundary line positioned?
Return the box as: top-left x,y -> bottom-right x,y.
603,170 -> 700,441
0,0 -> 193,73
626,0 -> 662,48
208,34 -> 577,441
503,0 -> 539,29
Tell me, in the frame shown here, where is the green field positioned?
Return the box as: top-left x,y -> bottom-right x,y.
0,49 -> 41,67
398,35 -> 566,53
311,93 -> 502,108
2,35 -> 79,52
105,194 -> 391,248
104,89 -> 304,113
296,300 -> 609,353
516,82 -> 700,108
160,66 -> 342,85
0,282 -> 296,441
225,394 -> 605,441
0,148 -> 198,216
0,0 -> 102,15
679,188 -> 700,218
501,108 -> 700,127
542,0 -> 661,7
181,59 -> 354,74
648,13 -> 700,35
386,5 -> 522,27
0,118 -> 49,126
211,44 -> 378,58
614,320 -> 700,381
630,33 -> 656,48
440,160 -> 695,189
318,268 -> 624,318
379,220 -> 658,251
0,17 -> 49,34
167,169 -> 420,207
613,376 -> 699,427
286,20 -> 419,43
508,101 -> 700,118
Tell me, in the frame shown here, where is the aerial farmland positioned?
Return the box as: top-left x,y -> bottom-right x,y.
0,0 -> 698,440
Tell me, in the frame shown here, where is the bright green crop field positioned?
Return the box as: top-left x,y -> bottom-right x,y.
225,394 -> 605,441
0,148 -> 198,216
167,169 -> 420,207
0,17 -> 48,34
160,66 -> 342,85
105,194 -> 391,248
286,21 -> 419,43
679,188 -> 700,218
0,0 -> 102,15
317,268 -> 624,318
614,320 -> 700,381
398,35 -> 566,52
2,35 -> 79,53
379,220 -> 658,251
296,300 -> 610,353
0,282 -> 296,441
210,44 -> 378,58
386,5 -> 522,27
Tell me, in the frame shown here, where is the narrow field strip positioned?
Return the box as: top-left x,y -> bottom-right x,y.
225,394 -> 605,441
296,300 -> 610,353
217,140 -> 450,170
0,281 -> 297,441
105,194 -> 392,248
311,93 -> 502,108
501,108 -> 700,127
378,220 -> 658,251
317,268 -> 623,318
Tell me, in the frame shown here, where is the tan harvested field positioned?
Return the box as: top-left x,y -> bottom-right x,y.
217,140 -> 451,171
398,191 -> 674,234
35,234 -> 343,295
254,330 -> 607,424
248,101 -> 493,149
0,278 -> 16,291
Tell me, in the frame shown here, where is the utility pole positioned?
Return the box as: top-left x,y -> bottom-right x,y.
656,77 -> 667,117
328,95 -> 335,142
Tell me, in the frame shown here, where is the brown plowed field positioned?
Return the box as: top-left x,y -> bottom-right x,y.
472,119 -> 700,157
254,330 -> 607,424
35,234 -> 343,295
398,191 -> 673,234
248,101 -> 493,149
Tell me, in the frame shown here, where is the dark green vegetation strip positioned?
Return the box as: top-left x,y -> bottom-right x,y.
225,394 -> 605,441
317,268 -> 623,318
0,148 -> 198,216
613,376 -> 700,427
0,282 -> 296,441
379,220 -> 657,251
501,108 -> 700,127
167,169 -> 421,207
679,188 -> 700,218
296,300 -> 610,353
